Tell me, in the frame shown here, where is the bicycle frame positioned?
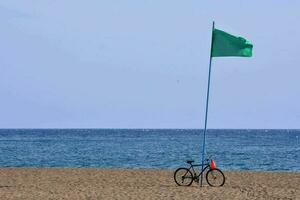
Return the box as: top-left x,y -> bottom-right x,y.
188,163 -> 210,179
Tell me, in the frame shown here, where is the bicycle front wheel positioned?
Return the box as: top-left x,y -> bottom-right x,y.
174,168 -> 193,186
206,168 -> 225,187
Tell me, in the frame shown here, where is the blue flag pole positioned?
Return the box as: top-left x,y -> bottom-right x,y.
200,21 -> 215,187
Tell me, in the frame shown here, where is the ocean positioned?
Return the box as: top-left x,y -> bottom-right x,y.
0,129 -> 299,171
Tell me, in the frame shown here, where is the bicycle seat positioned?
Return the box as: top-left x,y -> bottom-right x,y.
186,160 -> 194,164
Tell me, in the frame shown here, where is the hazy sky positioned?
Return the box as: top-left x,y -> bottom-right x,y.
1,1 -> 300,129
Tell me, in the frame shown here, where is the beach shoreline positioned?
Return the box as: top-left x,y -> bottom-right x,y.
0,168 -> 299,199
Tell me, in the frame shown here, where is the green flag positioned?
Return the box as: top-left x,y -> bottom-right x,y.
211,29 -> 253,57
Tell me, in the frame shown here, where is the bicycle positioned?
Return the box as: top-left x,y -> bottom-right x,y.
174,158 -> 225,187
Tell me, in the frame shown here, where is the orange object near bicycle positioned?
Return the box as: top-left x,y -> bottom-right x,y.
210,159 -> 217,170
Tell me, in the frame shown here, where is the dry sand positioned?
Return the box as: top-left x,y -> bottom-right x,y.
0,168 -> 299,200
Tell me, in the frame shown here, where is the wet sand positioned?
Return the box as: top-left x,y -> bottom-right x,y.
0,169 -> 299,199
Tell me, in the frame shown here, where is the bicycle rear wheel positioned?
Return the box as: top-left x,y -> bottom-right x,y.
174,168 -> 193,186
206,168 -> 225,187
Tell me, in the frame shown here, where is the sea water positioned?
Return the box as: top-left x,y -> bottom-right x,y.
0,129 -> 299,171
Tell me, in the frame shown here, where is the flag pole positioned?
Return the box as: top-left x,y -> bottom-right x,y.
200,21 -> 215,187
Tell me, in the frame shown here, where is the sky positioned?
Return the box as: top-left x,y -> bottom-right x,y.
1,1 -> 300,129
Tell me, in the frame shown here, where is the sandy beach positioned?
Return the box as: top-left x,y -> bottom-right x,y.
0,169 -> 299,200
0,168 -> 300,200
